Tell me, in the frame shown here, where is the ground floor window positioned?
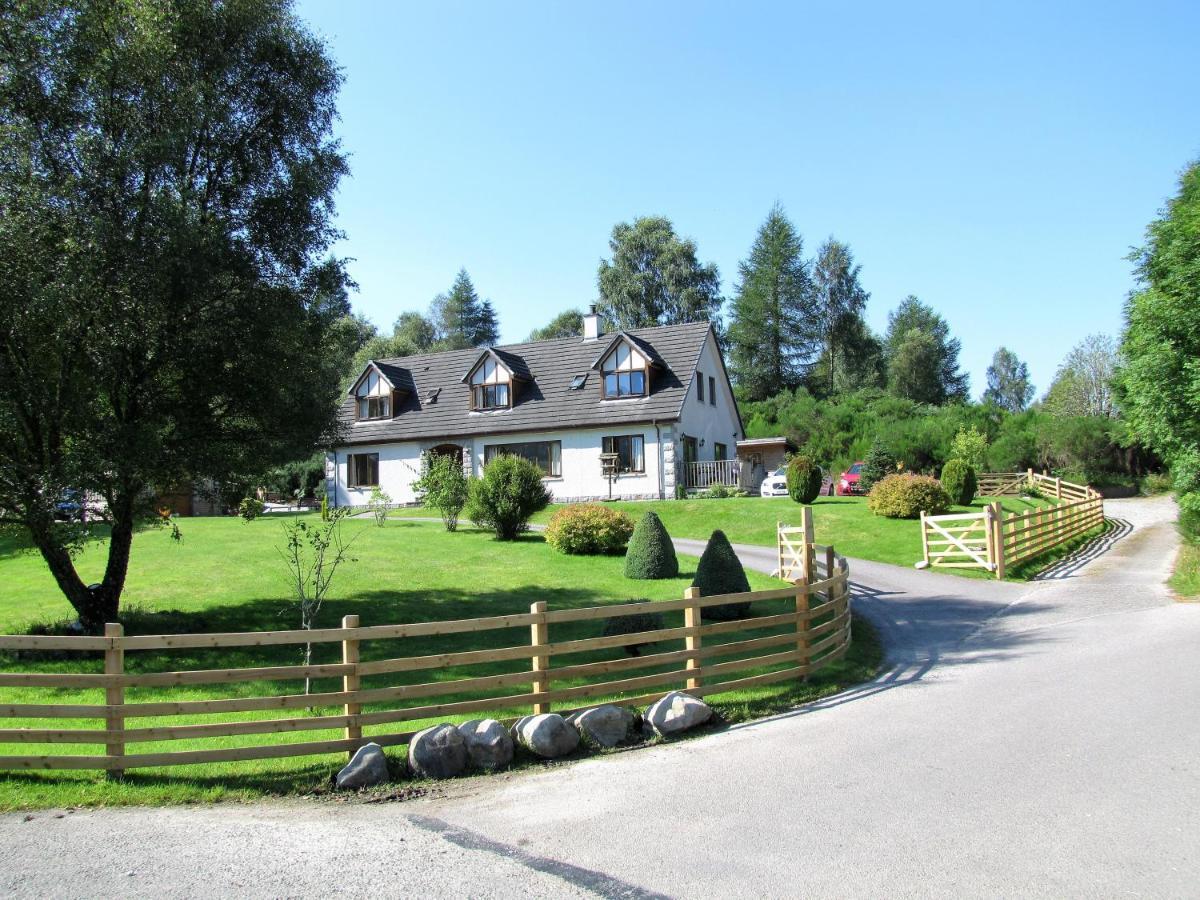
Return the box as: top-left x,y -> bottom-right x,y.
483,440 -> 561,477
348,452 -> 379,488
602,434 -> 645,473
714,442 -> 727,462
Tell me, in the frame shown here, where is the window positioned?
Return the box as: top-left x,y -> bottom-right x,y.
348,453 -> 379,488
484,441 -> 561,477
709,376 -> 716,406
473,383 -> 509,410
697,372 -> 705,403
355,369 -> 392,420
569,373 -> 588,390
603,435 -> 645,473
600,341 -> 649,399
714,442 -> 727,462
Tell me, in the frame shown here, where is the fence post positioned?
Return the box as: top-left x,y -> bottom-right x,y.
342,614 -> 361,756
796,561 -> 811,678
1027,467 -> 1034,491
776,521 -> 784,579
801,506 -> 815,583
530,601 -> 550,715
104,623 -> 124,780
1055,477 -> 1062,501
991,501 -> 1006,580
919,511 -> 930,568
825,545 -> 836,602
683,586 -> 702,691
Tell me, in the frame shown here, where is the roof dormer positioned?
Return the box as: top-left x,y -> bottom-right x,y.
462,348 -> 531,411
349,361 -> 412,421
590,332 -> 663,400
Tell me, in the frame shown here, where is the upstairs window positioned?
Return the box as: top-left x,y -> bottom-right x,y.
603,435 -> 645,473
600,341 -> 648,399
709,376 -> 716,406
697,372 -> 705,404
355,370 -> 392,420
469,357 -> 513,410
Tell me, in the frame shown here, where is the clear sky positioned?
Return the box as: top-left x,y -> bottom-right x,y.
295,0 -> 1198,398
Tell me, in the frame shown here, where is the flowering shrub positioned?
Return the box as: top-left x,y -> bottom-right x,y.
867,474 -> 951,519
545,504 -> 635,555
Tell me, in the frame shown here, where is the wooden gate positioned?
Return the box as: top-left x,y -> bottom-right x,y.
916,508 -> 995,571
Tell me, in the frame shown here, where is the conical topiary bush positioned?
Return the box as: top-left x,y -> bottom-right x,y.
624,511 -> 679,579
693,529 -> 752,621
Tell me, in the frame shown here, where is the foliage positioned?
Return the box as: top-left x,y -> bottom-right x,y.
348,311 -> 438,378
1120,160 -> 1200,527
624,511 -> 679,579
601,610 -> 665,656
867,474 -> 951,519
413,453 -> 470,532
261,452 -> 326,500
528,309 -> 586,342
785,456 -> 823,504
808,311 -> 885,397
277,509 -> 358,692
810,238 -> 871,397
940,459 -> 977,506
860,441 -> 896,493
238,497 -> 266,522
545,505 -> 635,555
949,425 -> 989,471
703,482 -> 741,499
429,268 -> 499,350
693,530 -> 753,621
367,487 -> 392,526
674,483 -> 689,500
1045,334 -> 1120,419
983,347 -> 1034,412
726,204 -> 819,400
1139,472 -> 1173,496
0,0 -> 349,631
465,455 -> 552,540
884,296 -> 969,404
596,216 -> 722,329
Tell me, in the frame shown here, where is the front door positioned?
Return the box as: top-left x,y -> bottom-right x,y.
682,437 -> 698,488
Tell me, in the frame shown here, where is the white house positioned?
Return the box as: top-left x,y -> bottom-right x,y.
327,312 -> 745,506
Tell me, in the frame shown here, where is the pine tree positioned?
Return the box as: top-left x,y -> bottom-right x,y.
430,269 -> 499,349
811,238 -> 870,397
727,204 -> 819,400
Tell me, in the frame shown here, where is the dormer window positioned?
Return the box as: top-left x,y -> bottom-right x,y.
355,369 -> 392,420
467,355 -> 514,411
600,341 -> 648,399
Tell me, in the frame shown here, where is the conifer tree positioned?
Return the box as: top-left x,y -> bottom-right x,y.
431,269 -> 499,349
811,238 -> 871,397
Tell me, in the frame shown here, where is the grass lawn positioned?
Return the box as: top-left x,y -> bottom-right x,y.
0,516 -> 881,810
1170,539 -> 1200,600
394,494 -> 1057,576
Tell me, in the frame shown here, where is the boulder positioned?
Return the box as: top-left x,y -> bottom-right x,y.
407,723 -> 468,779
457,718 -> 514,771
511,713 -> 580,759
566,705 -> 638,749
645,691 -> 712,737
335,742 -> 390,790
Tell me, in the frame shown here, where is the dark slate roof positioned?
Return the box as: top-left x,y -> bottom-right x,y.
588,331 -> 666,371
369,361 -> 416,394
338,320 -> 714,445
459,347 -> 533,383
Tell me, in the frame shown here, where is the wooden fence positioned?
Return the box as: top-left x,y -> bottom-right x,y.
917,473 -> 1104,578
0,523 -> 850,776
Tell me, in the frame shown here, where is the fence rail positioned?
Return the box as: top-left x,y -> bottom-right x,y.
0,519 -> 850,775
917,472 -> 1104,578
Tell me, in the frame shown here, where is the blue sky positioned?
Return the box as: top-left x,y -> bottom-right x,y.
296,0 -> 1198,397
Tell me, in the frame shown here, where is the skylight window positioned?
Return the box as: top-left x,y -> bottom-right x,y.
426,388 -> 440,404
569,374 -> 587,390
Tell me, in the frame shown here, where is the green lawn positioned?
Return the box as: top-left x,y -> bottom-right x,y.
0,516 -> 880,810
394,494 -> 1055,574
1170,540 -> 1200,600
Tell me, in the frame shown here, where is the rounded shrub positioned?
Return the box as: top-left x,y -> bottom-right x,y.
785,456 -> 823,504
601,608 -> 665,656
867,474 -> 952,519
940,459 -> 977,506
464,455 -> 552,540
624,511 -> 679,579
693,529 -> 752,620
238,496 -> 264,521
545,504 -> 635,555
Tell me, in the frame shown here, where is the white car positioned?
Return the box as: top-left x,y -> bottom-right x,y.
759,467 -> 789,497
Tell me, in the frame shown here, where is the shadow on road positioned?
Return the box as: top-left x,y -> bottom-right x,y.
1033,517 -> 1133,580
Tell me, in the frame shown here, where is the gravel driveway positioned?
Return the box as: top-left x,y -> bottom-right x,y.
2,496 -> 1195,898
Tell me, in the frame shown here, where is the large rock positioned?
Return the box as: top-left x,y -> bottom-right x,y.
566,705 -> 638,749
335,742 -> 390,790
457,718 -> 514,771
645,691 -> 712,737
511,713 -> 580,758
408,723 -> 468,779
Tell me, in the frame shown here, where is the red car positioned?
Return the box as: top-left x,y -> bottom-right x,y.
837,461 -> 865,496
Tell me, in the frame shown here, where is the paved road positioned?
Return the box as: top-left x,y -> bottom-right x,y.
3,496 -> 1197,898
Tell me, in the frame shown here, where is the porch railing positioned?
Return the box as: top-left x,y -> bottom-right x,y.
679,459 -> 741,490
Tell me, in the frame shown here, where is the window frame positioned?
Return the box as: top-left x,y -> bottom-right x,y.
472,383 -> 511,411
347,452 -> 380,488
483,440 -> 562,478
599,340 -> 649,400
708,376 -> 716,406
602,434 -> 645,474
714,442 -> 727,462
697,372 -> 705,404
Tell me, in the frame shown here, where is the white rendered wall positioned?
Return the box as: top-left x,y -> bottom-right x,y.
676,331 -> 744,462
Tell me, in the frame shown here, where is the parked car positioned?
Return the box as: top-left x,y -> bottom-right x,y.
759,467 -> 789,497
54,490 -> 85,522
837,462 -> 866,496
